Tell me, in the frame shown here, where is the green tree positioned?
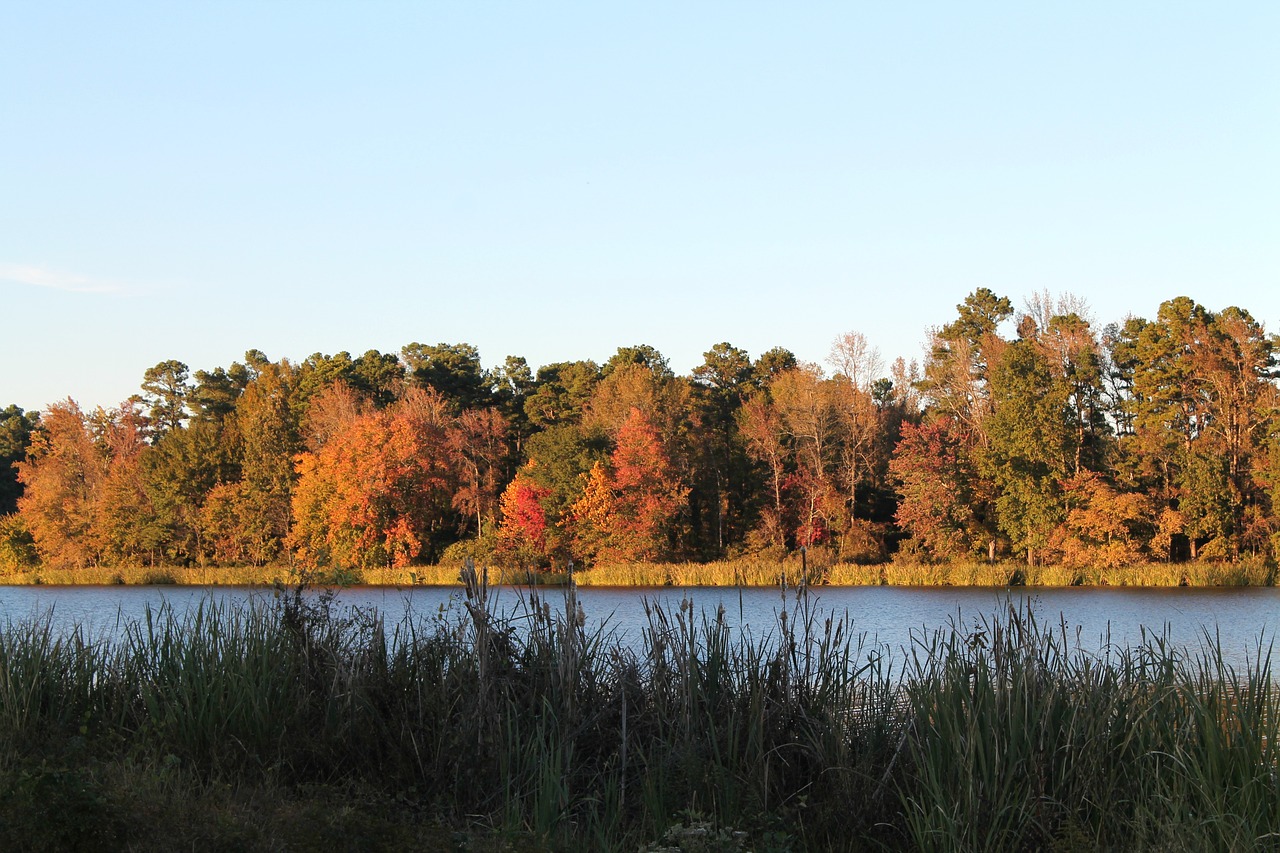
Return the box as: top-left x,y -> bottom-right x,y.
189,363 -> 251,426
0,405 -> 40,514
691,342 -> 754,393
688,343 -> 757,556
402,342 -> 490,409
350,349 -> 405,408
139,359 -> 191,438
521,423 -> 609,523
982,339 -> 1072,564
919,288 -> 1013,435
755,346 -> 798,380
294,351 -> 358,410
142,416 -> 240,562
524,361 -> 601,428
1112,298 -> 1277,558
493,354 -> 536,452
602,344 -> 673,379
234,357 -> 300,560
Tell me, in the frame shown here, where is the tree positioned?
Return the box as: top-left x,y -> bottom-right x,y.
1047,472 -> 1154,569
350,349 -> 406,408
199,480 -> 288,567
1112,299 -> 1277,558
521,423 -> 609,522
688,343 -> 757,555
919,288 -> 1013,435
1034,312 -> 1109,474
524,361 -> 601,428
738,392 -> 792,550
402,342 -> 490,409
890,419 -> 984,560
448,407 -> 509,537
290,388 -> 455,570
769,366 -> 841,548
585,362 -> 690,445
293,351 -> 357,411
92,404 -> 167,564
826,331 -> 891,554
493,355 -> 536,452
567,408 -> 687,562
17,400 -> 106,568
301,381 -> 366,452
602,344 -> 673,379
691,342 -> 754,393
496,464 -> 554,567
828,331 -> 883,395
0,405 -> 39,514
982,339 -> 1072,564
234,357 -> 299,560
756,347 -> 798,380
142,416 -> 240,563
189,363 -> 251,426
139,360 -> 191,438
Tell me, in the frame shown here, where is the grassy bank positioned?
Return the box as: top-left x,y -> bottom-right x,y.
4,555 -> 1274,588
1,562 -> 1278,851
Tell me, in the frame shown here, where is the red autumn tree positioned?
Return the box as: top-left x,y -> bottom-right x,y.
496,463 -> 554,567
567,408 -> 686,563
889,418 -> 983,560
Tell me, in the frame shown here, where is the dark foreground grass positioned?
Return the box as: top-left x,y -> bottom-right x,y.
1,560 -> 1277,851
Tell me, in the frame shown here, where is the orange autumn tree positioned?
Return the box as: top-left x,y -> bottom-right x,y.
17,400 -> 108,569
1047,472 -> 1155,569
290,388 -> 454,570
567,407 -> 686,563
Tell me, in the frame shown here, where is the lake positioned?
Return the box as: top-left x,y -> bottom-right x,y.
2,584 -> 1277,672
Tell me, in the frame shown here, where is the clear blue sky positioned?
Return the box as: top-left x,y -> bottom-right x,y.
3,2 -> 1277,412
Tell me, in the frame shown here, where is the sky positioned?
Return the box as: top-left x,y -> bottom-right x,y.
3,2 -> 1278,413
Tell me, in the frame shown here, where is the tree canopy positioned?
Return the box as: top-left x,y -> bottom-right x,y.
7,291 -> 1280,572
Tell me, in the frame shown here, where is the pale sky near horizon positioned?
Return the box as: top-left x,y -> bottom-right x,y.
3,2 -> 1277,413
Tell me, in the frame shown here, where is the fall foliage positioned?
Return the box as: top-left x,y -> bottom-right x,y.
7,290 -> 1280,574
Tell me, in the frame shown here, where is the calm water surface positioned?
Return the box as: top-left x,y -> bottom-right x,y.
1,584 -> 1277,671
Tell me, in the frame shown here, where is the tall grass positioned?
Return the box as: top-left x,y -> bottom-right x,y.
1,564 -> 1277,849
3,556 -> 1275,589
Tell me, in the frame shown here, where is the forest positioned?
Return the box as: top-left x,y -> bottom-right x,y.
2,289 -> 1278,577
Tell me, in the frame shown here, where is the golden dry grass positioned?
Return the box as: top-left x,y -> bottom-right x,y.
1,558 -> 1272,588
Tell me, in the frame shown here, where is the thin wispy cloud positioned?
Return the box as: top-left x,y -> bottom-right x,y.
0,263 -> 125,295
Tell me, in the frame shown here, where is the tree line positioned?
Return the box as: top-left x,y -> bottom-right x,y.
2,289 -> 1278,573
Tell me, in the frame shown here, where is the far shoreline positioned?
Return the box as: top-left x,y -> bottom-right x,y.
2,557 -> 1275,589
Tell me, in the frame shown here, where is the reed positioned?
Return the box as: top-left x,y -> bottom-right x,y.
0,564 -> 289,586
3,556 -> 1275,590
1,567 -> 1277,849
576,554 -> 831,586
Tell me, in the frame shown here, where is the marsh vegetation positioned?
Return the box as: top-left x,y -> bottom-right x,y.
2,562 -> 1278,850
